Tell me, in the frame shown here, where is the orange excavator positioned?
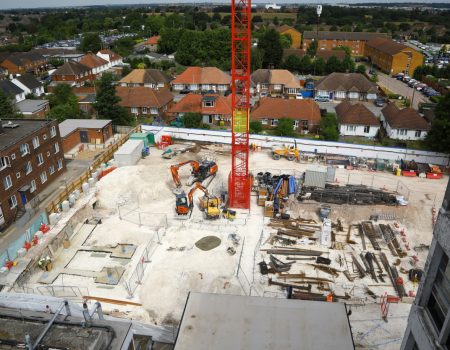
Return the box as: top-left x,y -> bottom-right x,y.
175,182 -> 221,218
170,160 -> 218,188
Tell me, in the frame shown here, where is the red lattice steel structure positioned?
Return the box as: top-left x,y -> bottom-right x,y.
228,0 -> 251,209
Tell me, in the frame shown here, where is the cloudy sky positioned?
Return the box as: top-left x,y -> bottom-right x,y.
0,0 -> 447,10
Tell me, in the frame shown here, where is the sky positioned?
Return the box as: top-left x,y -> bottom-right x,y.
0,0 -> 448,10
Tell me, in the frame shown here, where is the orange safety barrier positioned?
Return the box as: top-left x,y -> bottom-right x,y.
98,166 -> 117,180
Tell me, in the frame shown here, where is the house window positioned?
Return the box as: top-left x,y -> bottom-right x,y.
50,126 -> 56,138
261,119 -> 268,125
0,156 -> 10,170
3,175 -> 12,190
294,120 -> 300,128
49,165 -> 55,175
8,195 -> 17,209
150,108 -> 158,114
336,91 -> 346,99
397,129 -> 407,136
131,107 -> 138,114
54,143 -> 60,154
37,153 -> 44,166
30,180 -> 36,193
16,172 -> 20,179
25,161 -> 32,175
204,101 -> 214,107
301,120 -> 309,130
32,136 -> 40,149
273,84 -> 282,91
142,107 -> 148,114
427,252 -> 450,337
415,130 -> 422,137
271,119 -> 279,126
347,125 -> 356,131
40,171 -> 47,184
287,88 -> 296,94
20,143 -> 30,156
57,159 -> 63,171
364,126 -> 370,134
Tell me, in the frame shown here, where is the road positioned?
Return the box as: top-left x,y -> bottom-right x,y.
0,158 -> 91,254
375,71 -> 429,110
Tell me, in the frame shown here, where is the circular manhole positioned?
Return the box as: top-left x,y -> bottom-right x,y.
195,236 -> 221,251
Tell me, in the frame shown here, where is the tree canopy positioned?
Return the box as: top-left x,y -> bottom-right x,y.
94,73 -> 134,126
274,118 -> 295,137
78,32 -> 102,53
258,28 -> 283,68
0,91 -> 21,119
425,94 -> 450,153
47,84 -> 86,122
320,113 -> 339,141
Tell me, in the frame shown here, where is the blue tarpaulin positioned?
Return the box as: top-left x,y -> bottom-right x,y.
288,176 -> 297,194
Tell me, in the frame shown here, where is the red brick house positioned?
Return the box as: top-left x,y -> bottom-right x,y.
51,61 -> 92,87
251,98 -> 321,132
116,86 -> 174,118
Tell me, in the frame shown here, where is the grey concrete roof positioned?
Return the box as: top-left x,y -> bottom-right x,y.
175,293 -> 355,350
58,119 -> 112,138
0,119 -> 53,151
16,99 -> 49,113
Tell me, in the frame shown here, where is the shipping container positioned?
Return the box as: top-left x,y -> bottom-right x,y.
129,132 -> 155,147
114,139 -> 144,167
326,166 -> 335,183
304,165 -> 328,188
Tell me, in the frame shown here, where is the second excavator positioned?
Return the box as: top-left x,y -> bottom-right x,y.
170,160 -> 218,188
175,182 -> 221,219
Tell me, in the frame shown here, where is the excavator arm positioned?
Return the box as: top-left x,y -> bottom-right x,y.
170,160 -> 200,188
187,182 -> 209,208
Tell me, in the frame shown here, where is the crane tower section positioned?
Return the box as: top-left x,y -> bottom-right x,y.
229,0 -> 251,209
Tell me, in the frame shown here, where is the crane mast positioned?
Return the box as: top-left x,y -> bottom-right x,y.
229,0 -> 251,209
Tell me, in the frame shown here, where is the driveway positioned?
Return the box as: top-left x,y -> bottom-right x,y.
374,71 -> 429,110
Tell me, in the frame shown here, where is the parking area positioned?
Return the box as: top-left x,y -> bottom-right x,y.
375,71 -> 429,110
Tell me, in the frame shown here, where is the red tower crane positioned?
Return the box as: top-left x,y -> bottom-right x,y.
228,0 -> 251,209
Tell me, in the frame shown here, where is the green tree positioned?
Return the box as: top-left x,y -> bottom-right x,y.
250,120 -> 263,134
94,73 -> 133,125
325,56 -> 342,74
48,84 -> 76,107
47,103 -> 82,123
113,37 -> 136,57
425,94 -> 450,152
0,90 -> 20,119
283,54 -> 301,72
306,40 -> 318,57
320,113 -> 339,141
79,32 -> 102,53
274,118 -> 295,137
299,55 -> 312,74
251,48 -> 264,71
280,34 -> 292,49
356,64 -> 366,74
342,56 -> 355,72
182,112 -> 203,128
258,28 -> 283,68
314,57 -> 326,76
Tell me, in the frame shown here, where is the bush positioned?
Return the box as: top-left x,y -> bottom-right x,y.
250,121 -> 263,134
320,113 -> 339,141
274,118 -> 295,137
182,112 -> 203,128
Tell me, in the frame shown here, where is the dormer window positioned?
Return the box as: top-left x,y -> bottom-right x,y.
203,95 -> 217,108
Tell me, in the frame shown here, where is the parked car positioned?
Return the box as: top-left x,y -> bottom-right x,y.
260,91 -> 269,98
369,68 -> 376,75
314,96 -> 330,102
374,97 -> 385,107
402,76 -> 411,82
179,89 -> 191,94
394,73 -> 404,79
415,84 -> 427,91
295,92 -> 303,100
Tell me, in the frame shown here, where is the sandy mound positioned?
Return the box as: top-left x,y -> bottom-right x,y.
96,165 -> 173,209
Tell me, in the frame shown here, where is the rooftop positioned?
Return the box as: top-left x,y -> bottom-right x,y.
365,37 -> 415,56
172,67 -> 231,85
79,53 -> 109,69
0,119 -> 54,151
251,97 -> 321,122
14,74 -> 43,90
303,31 -> 388,41
116,86 -> 174,108
251,69 -> 301,89
315,72 -> 378,93
119,69 -> 171,85
58,119 -> 112,138
174,293 -> 354,350
381,103 -> 430,130
336,100 -> 380,126
169,93 -> 232,116
16,99 -> 49,113
0,80 -> 24,96
53,60 -> 90,76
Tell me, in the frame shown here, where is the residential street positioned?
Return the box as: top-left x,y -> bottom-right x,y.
375,71 -> 429,110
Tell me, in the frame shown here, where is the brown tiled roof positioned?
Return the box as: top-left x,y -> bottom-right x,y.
72,86 -> 96,96
365,38 -> 410,56
381,103 -> 430,130
79,53 -> 108,69
119,69 -> 171,85
171,67 -> 231,85
251,98 -> 321,123
277,25 -> 300,34
336,100 -> 379,126
168,93 -> 232,116
53,61 -> 90,75
144,35 -> 160,45
250,69 -> 300,89
315,73 -> 378,94
116,86 -> 173,108
98,49 -> 122,61
303,31 -> 388,41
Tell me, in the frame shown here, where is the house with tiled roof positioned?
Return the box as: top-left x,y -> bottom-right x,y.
315,72 -> 378,101
0,80 -> 25,103
251,98 -> 321,132
171,67 -> 231,94
364,37 -> 424,76
11,74 -> 44,96
380,103 -> 430,140
142,36 -> 161,52
250,69 -> 301,98
79,53 -> 109,77
116,86 -> 174,117
0,51 -> 47,75
119,69 -> 171,89
97,49 -> 123,68
167,93 -> 232,126
336,100 -> 380,137
51,61 -> 92,87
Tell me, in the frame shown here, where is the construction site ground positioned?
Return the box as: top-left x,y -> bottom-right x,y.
13,143 -> 448,349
